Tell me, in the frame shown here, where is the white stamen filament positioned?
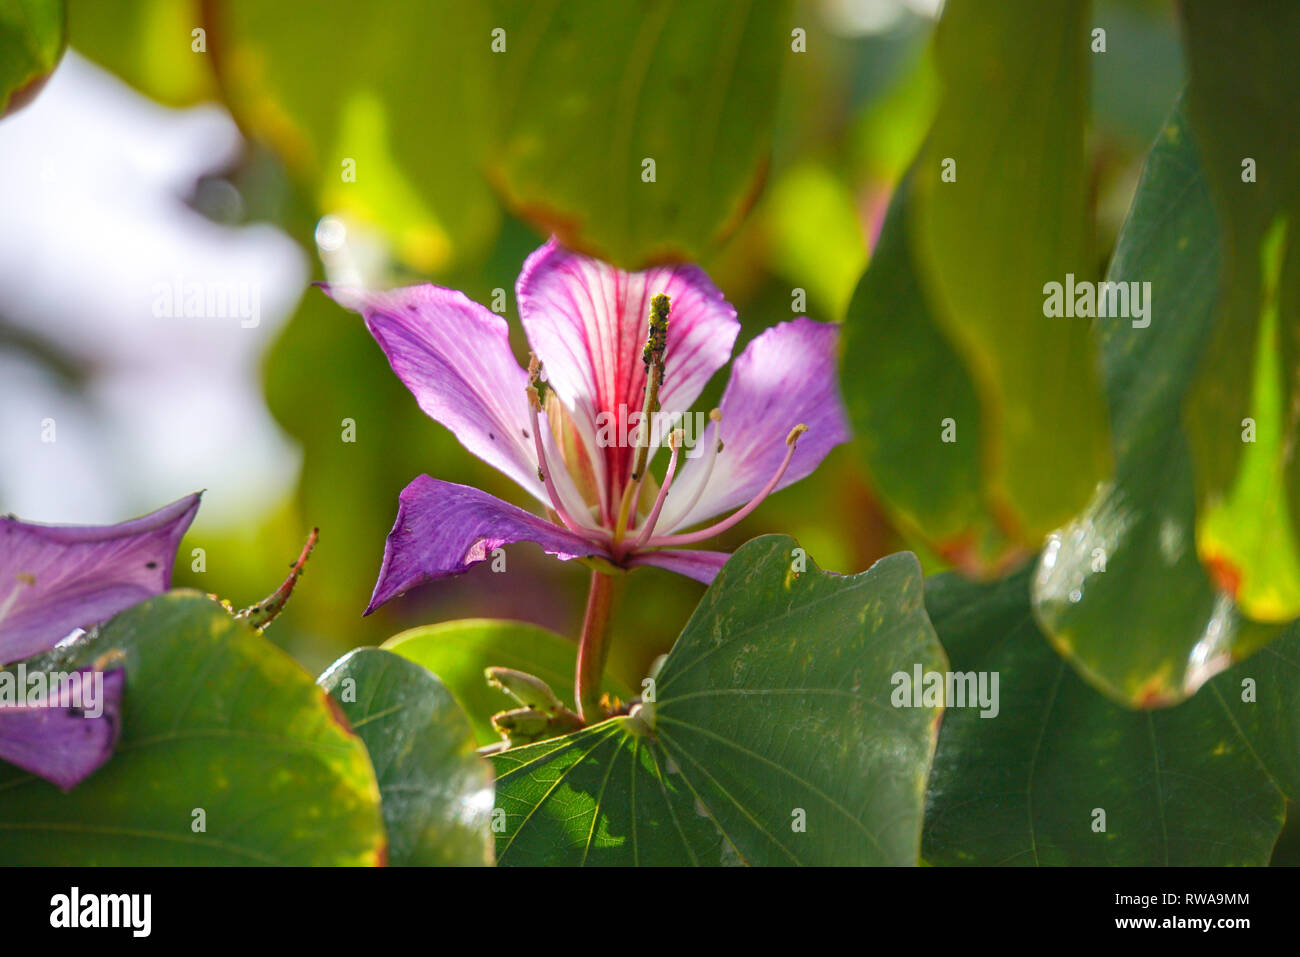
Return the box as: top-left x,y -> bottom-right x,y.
531,403 -> 610,542
653,408 -> 723,534
630,430 -> 684,551
644,424 -> 806,548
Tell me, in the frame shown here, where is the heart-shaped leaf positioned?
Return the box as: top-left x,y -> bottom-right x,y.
0,591 -> 385,865
490,536 -> 946,866
319,648 -> 494,866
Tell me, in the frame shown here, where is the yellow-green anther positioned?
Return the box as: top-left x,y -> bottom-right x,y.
629,294 -> 671,484
642,293 -> 671,374
485,666 -> 566,715
527,353 -> 550,409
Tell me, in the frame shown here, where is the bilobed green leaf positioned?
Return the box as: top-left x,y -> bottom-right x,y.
1181,0 -> 1300,623
0,592 -> 385,865
924,568 -> 1300,866
489,0 -> 791,268
490,536 -> 946,866
843,167 -> 1022,576
383,618 -> 632,748
319,648 -> 494,866
0,0 -> 65,116
912,0 -> 1110,542
1031,104 -> 1277,707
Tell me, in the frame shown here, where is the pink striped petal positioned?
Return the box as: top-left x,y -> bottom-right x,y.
516,240 -> 740,505
659,318 -> 850,532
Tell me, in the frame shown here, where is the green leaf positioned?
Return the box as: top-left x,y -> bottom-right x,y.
924,568 -> 1300,866
217,0 -> 500,271
67,0 -> 214,107
1030,104 -> 1273,706
383,618 -> 632,748
911,0 -> 1111,541
319,648 -> 494,866
0,0 -> 65,116
1181,0 -> 1300,623
490,0 -> 791,267
490,536 -> 946,866
0,592 -> 385,865
843,167 -> 1021,575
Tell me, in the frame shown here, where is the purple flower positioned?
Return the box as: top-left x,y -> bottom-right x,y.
324,239 -> 849,614
0,493 -> 200,789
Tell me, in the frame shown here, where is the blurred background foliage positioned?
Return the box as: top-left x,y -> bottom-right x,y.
3,0 -> 1294,718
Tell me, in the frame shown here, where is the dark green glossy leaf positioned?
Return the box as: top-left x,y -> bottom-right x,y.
319,648 -> 494,866
491,536 -> 946,865
1181,0 -> 1300,622
383,618 -> 631,748
0,0 -> 65,116
924,568 -> 1300,865
912,0 -> 1110,541
0,592 -> 385,865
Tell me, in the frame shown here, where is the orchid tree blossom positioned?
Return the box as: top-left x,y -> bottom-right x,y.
0,493 -> 199,788
323,239 -> 849,719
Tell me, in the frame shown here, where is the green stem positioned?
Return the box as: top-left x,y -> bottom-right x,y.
575,569 -> 617,723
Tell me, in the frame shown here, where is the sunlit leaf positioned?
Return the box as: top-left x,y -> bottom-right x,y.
67,0 -> 213,107
384,618 -> 632,748
843,168 -> 1022,576
216,0 -> 500,271
912,0 -> 1111,542
1181,0 -> 1300,623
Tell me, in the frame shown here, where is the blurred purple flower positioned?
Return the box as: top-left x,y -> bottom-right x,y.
0,492 -> 199,788
324,240 -> 849,613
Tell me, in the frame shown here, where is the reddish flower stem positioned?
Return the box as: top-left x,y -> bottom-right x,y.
575,569 -> 618,724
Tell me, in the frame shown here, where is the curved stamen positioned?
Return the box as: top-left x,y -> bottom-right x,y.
527,360 -> 608,541
654,407 -> 722,533
643,424 -> 807,548
629,429 -> 684,551
614,293 -> 671,542
530,401 -> 609,541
